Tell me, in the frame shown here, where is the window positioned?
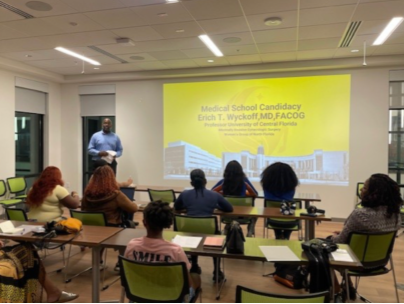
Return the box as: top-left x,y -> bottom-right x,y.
388,82 -> 404,183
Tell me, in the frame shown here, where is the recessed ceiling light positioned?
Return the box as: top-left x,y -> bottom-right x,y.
55,47 -> 101,66
207,60 -> 214,63
130,56 -> 145,61
25,54 -> 33,58
94,67 -> 100,70
69,22 -> 78,27
264,17 -> 282,26
25,1 -> 52,11
158,13 -> 168,17
373,17 -> 404,45
198,35 -> 223,57
223,37 -> 241,43
351,49 -> 359,53
176,29 -> 185,33
166,0 -> 179,3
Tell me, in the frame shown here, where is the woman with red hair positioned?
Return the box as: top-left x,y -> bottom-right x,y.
26,166 -> 80,222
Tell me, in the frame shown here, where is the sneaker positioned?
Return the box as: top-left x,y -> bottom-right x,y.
190,265 -> 202,274
212,270 -> 225,283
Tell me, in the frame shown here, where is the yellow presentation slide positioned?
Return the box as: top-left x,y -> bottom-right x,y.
164,75 -> 350,185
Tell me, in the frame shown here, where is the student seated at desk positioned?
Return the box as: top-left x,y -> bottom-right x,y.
125,201 -> 201,300
331,173 -> 402,300
174,169 -> 233,282
26,166 -> 80,222
0,241 -> 78,303
92,159 -> 133,187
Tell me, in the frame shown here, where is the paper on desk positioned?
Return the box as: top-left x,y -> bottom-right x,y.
259,246 -> 300,261
331,249 -> 354,262
101,150 -> 117,164
172,235 -> 202,248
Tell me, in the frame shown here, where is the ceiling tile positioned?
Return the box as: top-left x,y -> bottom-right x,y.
180,48 -> 216,58
162,59 -> 199,68
260,51 -> 296,62
210,32 -> 255,46
130,3 -> 194,25
221,44 -> 258,56
300,0 -> 357,9
226,54 -> 262,65
0,7 -> 25,22
333,46 -> 377,57
85,9 -> 146,29
384,31 -> 404,45
27,58 -> 85,68
373,43 -> 404,55
147,50 -> 188,60
297,49 -> 336,60
298,37 -> 340,51
115,53 -> 159,62
357,19 -> 392,35
3,19 -> 66,36
151,21 -> 204,39
39,31 -> 119,48
40,14 -> 105,33
349,34 -> 378,47
240,0 -> 298,15
193,57 -> 230,67
39,66 -> 91,75
121,0 -> 165,7
0,24 -> 27,40
135,37 -> 204,52
8,0 -> 77,17
111,26 -> 163,42
182,0 -> 243,20
198,17 -> 250,35
135,61 -> 169,70
257,41 -> 297,53
299,23 -> 347,40
96,44 -> 140,55
353,1 -> 404,20
299,5 -> 356,27
60,0 -> 127,12
0,37 -> 53,53
94,63 -> 144,72
246,11 -> 298,31
252,28 -> 296,44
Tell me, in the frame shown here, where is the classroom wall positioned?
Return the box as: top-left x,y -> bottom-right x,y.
60,67 -> 389,219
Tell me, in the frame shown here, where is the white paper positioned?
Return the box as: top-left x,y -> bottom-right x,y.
20,225 -> 44,234
259,246 -> 300,261
172,235 -> 202,249
331,249 -> 354,262
101,150 -> 117,164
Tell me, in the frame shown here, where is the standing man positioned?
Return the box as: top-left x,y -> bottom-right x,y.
88,118 -> 123,175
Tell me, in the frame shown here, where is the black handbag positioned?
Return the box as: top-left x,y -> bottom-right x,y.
225,221 -> 245,254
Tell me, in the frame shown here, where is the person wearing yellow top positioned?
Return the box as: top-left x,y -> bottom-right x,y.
26,166 -> 80,222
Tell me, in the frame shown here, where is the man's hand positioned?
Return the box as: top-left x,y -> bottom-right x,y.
98,151 -> 108,157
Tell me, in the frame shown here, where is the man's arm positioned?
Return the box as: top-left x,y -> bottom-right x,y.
115,136 -> 123,158
88,134 -> 99,156
217,195 -> 233,212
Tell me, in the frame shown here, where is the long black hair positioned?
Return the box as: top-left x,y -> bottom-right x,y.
361,173 -> 402,217
190,169 -> 206,198
260,162 -> 299,193
222,160 -> 245,196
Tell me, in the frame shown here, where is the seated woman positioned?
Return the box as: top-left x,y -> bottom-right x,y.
0,241 -> 78,303
174,169 -> 233,282
125,201 -> 201,301
212,160 -> 258,197
92,159 -> 133,187
332,173 -> 402,299
27,166 -> 80,222
81,165 -> 138,226
260,162 -> 299,240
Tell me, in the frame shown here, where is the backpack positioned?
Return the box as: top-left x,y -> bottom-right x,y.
225,221 -> 245,254
273,264 -> 308,289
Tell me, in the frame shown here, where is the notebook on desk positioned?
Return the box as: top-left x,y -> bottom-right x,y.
203,237 -> 226,250
0,221 -> 24,234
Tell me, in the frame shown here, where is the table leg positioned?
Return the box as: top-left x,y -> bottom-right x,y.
92,246 -> 101,303
305,220 -> 315,241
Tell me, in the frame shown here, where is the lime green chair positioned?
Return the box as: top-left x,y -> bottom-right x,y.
347,231 -> 399,303
236,285 -> 328,303
119,256 -> 200,303
6,177 -> 27,200
148,188 -> 176,203
222,196 -> 256,237
174,214 -> 219,235
65,210 -> 108,284
0,180 -> 23,209
5,208 -> 28,221
264,199 -> 302,240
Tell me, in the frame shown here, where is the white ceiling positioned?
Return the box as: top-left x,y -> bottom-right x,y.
0,0 -> 403,76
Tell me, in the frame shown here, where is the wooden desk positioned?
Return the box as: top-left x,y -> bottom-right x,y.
0,221 -> 123,303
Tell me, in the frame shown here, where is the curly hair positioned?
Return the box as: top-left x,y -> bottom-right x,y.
222,160 -> 245,196
260,162 -> 299,193
26,166 -> 64,208
361,173 -> 402,217
84,166 -> 119,199
144,201 -> 173,232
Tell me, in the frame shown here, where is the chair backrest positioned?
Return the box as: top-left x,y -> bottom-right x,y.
148,189 -> 176,203
174,214 -> 219,234
224,196 -> 255,207
119,256 -> 189,303
120,187 -> 135,201
235,285 -> 328,303
6,177 -> 27,194
264,199 -> 301,209
356,182 -> 364,201
6,208 -> 28,221
347,231 -> 396,269
70,210 -> 107,226
0,180 -> 7,197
